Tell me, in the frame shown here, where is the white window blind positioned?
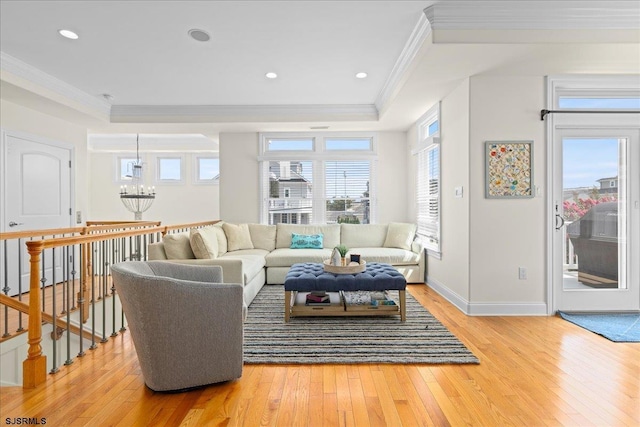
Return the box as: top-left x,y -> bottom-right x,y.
325,161 -> 371,224
416,144 -> 440,252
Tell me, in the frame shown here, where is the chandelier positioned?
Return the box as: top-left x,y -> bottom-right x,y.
119,134 -> 156,220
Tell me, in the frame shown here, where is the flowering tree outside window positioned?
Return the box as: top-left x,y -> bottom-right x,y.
563,195 -> 617,221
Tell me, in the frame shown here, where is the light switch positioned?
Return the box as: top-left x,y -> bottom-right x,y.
454,186 -> 463,198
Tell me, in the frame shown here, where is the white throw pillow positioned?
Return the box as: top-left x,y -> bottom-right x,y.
222,223 -> 254,252
189,227 -> 219,259
213,223 -> 227,254
248,223 -> 276,251
163,232 -> 195,259
383,222 -> 417,251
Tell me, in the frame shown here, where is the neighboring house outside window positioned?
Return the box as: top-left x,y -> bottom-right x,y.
259,134 -> 376,225
413,103 -> 441,258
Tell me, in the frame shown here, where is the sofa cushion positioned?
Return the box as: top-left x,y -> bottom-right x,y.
290,233 -> 323,249
340,224 -> 388,248
213,222 -> 227,255
349,247 -> 420,265
189,227 -> 219,259
276,224 -> 340,249
265,248 -> 333,267
223,223 -> 254,251
162,232 -> 195,260
248,224 -> 276,251
383,222 -> 417,251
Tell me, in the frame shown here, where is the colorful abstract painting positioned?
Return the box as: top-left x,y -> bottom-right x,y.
485,141 -> 533,198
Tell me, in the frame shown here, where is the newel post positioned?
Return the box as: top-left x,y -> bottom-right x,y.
23,240 -> 47,388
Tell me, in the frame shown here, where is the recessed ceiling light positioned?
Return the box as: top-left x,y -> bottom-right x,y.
355,72 -> 368,79
188,29 -> 210,42
265,72 -> 278,79
58,29 -> 79,40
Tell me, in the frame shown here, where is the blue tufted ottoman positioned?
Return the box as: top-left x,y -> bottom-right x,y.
284,262 -> 406,322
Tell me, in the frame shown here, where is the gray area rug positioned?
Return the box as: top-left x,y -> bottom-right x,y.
244,285 -> 480,364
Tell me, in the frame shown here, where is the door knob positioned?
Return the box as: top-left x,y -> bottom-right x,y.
8,221 -> 24,227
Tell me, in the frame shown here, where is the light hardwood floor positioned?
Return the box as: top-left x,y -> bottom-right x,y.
1,284 -> 639,426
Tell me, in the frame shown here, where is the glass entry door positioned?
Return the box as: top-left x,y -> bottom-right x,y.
553,129 -> 639,312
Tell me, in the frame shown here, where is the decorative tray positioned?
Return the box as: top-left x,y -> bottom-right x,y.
323,259 -> 366,274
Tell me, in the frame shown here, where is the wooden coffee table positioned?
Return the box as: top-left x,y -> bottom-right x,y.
283,262 -> 407,322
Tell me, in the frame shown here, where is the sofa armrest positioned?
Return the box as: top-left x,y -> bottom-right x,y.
163,258 -> 245,285
411,238 -> 425,254
146,261 -> 223,283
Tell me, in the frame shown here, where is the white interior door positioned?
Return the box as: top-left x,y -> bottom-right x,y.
553,127 -> 639,312
1,131 -> 73,296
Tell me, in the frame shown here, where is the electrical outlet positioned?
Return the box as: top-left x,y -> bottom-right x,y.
518,267 -> 527,280
76,211 -> 82,224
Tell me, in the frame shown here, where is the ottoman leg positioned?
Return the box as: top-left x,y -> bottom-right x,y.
285,290 -> 292,322
399,290 -> 406,322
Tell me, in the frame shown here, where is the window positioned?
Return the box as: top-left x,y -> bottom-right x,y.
558,97 -> 640,109
156,157 -> 183,182
264,160 -> 314,224
414,103 -> 441,257
118,157 -> 139,181
325,161 -> 370,224
194,156 -> 219,183
325,138 -> 372,151
265,138 -> 314,151
259,133 -> 376,225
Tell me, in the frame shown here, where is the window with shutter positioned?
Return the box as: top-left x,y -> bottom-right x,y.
259,133 -> 376,224
414,103 -> 441,257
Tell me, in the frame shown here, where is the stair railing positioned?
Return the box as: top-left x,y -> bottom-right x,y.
0,220 -> 218,388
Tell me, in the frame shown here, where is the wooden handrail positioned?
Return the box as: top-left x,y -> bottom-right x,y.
0,221 -> 161,241
161,220 -> 220,236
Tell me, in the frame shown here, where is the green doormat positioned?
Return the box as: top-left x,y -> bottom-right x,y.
244,285 -> 480,364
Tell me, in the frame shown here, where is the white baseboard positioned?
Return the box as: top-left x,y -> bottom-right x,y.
467,302 -> 548,316
426,276 -> 548,316
426,276 -> 470,313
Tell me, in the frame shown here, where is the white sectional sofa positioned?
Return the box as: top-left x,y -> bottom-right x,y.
148,222 -> 425,308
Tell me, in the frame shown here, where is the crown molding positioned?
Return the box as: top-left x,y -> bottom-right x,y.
424,1 -> 640,30
110,104 -> 378,123
0,52 -> 111,117
375,12 -> 432,115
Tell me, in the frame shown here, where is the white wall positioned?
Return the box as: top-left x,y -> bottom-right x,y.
0,99 -> 89,221
375,132 -> 411,223
406,80 -> 471,303
218,131 -> 410,224
219,132 -> 260,223
468,75 -> 546,311
407,75 -> 546,315
88,151 -> 219,224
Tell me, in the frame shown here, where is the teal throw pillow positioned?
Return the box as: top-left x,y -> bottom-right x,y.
290,233 -> 324,249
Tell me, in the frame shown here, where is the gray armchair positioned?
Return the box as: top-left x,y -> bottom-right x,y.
110,261 -> 243,392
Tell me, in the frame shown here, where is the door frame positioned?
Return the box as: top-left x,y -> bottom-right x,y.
545,75 -> 640,314
0,128 -> 76,232
550,125 -> 639,312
